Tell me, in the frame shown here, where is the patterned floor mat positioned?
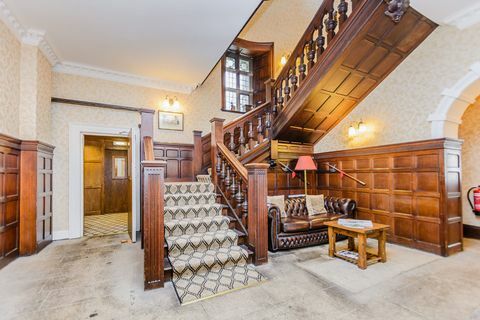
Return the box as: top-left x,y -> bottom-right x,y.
84,212 -> 128,237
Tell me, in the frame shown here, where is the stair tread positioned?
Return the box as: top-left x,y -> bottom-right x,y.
166,229 -> 239,258
164,192 -> 216,198
166,229 -> 238,243
169,246 -> 249,272
165,215 -> 230,226
164,203 -> 224,210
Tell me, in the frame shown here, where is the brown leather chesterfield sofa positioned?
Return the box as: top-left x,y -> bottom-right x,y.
268,196 -> 356,252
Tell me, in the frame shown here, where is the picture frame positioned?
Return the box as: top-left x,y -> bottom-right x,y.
158,111 -> 184,131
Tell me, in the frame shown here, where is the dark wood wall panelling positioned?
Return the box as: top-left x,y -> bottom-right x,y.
0,134 -> 21,267
314,139 -> 463,257
153,142 -> 195,182
268,140 -> 315,196
19,141 -> 54,255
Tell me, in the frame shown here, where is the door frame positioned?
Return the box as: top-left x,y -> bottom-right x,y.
68,124 -> 140,240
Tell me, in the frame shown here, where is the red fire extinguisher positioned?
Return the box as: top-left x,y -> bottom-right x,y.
467,186 -> 480,216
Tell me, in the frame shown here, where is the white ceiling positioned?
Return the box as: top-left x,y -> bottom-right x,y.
2,0 -> 262,92
411,0 -> 480,26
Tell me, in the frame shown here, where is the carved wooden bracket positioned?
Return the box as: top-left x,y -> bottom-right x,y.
384,0 -> 410,23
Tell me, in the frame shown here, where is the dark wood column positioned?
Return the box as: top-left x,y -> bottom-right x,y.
19,141 -> 54,255
245,163 -> 269,265
210,118 -> 225,185
193,130 -> 203,177
142,160 -> 166,290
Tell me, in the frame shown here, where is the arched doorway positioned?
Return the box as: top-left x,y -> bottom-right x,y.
428,61 -> 480,237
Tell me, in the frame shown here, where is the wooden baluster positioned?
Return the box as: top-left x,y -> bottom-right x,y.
316,23 -> 325,57
298,47 -> 307,82
307,35 -> 316,71
215,153 -> 222,175
235,179 -> 244,208
272,91 -> 278,116
224,165 -> 231,188
230,171 -> 237,194
290,65 -> 298,93
265,111 -> 272,140
241,187 -> 248,227
219,158 -> 226,181
257,115 -> 264,144
284,74 -> 291,102
228,131 -> 236,155
278,86 -> 284,112
247,121 -> 255,150
325,8 -> 338,42
338,0 -> 348,25
238,126 -> 246,156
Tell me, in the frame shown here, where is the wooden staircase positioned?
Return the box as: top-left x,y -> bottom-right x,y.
141,0 -> 437,290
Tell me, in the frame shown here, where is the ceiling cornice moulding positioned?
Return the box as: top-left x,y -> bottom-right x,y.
443,2 -> 480,30
54,62 -> 194,94
0,0 -> 59,65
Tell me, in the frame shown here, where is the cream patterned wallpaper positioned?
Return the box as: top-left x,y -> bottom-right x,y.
37,49 -> 53,143
0,20 -> 20,137
314,24 -> 480,153
19,44 -> 38,140
51,103 -> 141,233
459,101 -> 480,227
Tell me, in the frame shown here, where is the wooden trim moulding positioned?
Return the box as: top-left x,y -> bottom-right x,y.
464,224 -> 480,240
52,97 -> 155,114
314,138 -> 462,159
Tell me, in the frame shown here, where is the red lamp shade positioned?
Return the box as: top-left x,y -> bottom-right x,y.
294,156 -> 317,171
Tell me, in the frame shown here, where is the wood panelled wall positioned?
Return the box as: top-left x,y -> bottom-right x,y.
153,142 -> 194,182
268,141 -> 315,195
314,139 -> 463,256
0,135 -> 55,268
0,135 -> 20,267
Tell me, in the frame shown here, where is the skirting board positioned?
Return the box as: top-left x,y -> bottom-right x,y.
464,224 -> 480,239
53,230 -> 70,240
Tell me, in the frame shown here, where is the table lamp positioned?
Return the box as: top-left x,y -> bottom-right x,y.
294,156 -> 317,195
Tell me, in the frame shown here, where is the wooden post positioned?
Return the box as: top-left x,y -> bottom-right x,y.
245,163 -> 269,265
140,111 -> 154,162
193,130 -> 203,178
264,78 -> 275,104
210,118 -> 225,186
142,160 -> 166,290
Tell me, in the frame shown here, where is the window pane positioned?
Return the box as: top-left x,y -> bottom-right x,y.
225,91 -> 237,110
225,71 -> 237,89
239,94 -> 250,112
226,56 -> 236,69
239,74 -> 251,91
239,59 -> 250,72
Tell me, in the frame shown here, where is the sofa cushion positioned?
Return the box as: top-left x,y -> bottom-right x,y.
267,195 -> 287,217
306,195 -> 328,216
281,217 -> 310,233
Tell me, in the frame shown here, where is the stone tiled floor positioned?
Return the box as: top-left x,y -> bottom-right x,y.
1,234 -> 479,320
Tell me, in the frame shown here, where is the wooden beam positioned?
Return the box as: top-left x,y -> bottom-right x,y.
52,97 -> 155,114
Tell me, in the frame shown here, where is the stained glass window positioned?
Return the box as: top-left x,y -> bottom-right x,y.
226,91 -> 237,110
225,71 -> 237,88
223,52 -> 253,113
226,57 -> 236,69
239,59 -> 250,72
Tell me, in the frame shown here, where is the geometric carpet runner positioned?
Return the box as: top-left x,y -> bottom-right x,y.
164,182 -> 265,305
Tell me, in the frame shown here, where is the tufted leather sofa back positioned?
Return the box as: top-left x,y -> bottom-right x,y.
284,196 -> 356,218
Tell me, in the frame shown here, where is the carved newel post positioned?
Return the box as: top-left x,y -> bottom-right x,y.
210,118 -> 225,185
245,163 -> 269,265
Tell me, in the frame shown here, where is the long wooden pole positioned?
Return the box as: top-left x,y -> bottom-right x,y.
327,163 -> 366,186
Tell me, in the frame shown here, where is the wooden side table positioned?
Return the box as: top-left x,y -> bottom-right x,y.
324,221 -> 390,269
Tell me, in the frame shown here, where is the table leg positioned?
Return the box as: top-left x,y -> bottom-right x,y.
348,237 -> 355,251
328,227 -> 336,257
379,230 -> 387,263
358,234 -> 367,269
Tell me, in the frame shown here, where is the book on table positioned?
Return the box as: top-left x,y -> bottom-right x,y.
338,219 -> 373,229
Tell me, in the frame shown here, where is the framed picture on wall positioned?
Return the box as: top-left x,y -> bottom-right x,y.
158,111 -> 184,131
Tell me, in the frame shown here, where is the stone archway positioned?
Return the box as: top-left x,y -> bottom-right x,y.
428,62 -> 480,139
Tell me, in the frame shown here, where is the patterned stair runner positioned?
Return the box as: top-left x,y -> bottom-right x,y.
164,182 -> 265,304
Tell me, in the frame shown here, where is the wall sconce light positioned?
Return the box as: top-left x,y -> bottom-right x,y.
161,96 -> 180,111
280,53 -> 290,66
348,120 -> 367,137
